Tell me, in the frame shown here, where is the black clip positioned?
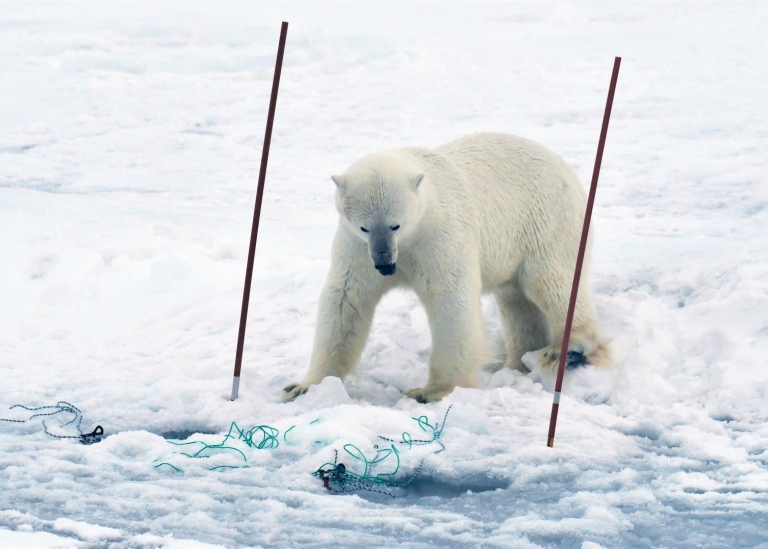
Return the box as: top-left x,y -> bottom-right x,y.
318,463 -> 346,490
80,425 -> 104,445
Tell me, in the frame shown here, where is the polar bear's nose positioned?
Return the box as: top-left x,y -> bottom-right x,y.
375,263 -> 397,276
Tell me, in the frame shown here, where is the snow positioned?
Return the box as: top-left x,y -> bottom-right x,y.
0,522 -> 83,549
53,518 -> 122,543
1,1 -> 767,547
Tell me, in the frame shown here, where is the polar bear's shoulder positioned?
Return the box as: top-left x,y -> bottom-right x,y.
435,132 -> 579,187
436,132 -> 558,159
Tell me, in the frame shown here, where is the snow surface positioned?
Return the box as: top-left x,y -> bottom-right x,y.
1,1 -> 767,547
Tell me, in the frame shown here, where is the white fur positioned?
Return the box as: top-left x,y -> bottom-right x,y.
283,132 -> 612,403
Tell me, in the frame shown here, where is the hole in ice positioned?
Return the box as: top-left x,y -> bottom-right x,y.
403,477 -> 509,498
624,422 -> 664,441
711,414 -> 736,424
342,474 -> 508,501
159,428 -> 218,441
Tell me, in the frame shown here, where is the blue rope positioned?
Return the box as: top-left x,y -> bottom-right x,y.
379,405 -> 451,453
157,406 -> 453,488
157,420 -> 297,473
313,405 -> 452,497
0,401 -> 103,444
221,422 -> 280,450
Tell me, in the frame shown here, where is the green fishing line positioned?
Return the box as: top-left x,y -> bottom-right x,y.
313,405 -> 453,496
157,420 -> 298,473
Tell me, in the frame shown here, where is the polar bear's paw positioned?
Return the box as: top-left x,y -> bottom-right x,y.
538,347 -> 587,372
404,385 -> 454,403
282,382 -> 310,402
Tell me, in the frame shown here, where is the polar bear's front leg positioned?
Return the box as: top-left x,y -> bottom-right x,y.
283,240 -> 393,401
406,282 -> 488,403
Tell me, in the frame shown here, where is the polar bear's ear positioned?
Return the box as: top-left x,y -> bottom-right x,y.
410,173 -> 425,189
331,174 -> 346,191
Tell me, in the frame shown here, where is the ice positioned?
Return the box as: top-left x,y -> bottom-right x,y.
0,528 -> 83,549
1,1 -> 768,547
53,519 -> 121,543
294,376 -> 353,409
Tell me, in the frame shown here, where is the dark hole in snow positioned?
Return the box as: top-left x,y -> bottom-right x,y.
624,423 -> 664,441
717,487 -> 749,494
353,475 -> 509,501
404,477 -> 509,498
711,414 -> 736,423
159,428 -> 218,441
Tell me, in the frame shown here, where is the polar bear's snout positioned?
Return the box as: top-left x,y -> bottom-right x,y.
370,229 -> 397,275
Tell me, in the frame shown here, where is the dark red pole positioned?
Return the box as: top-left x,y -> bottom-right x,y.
547,57 -> 621,446
231,22 -> 288,401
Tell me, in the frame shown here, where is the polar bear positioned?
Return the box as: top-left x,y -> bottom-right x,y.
284,132 -> 612,403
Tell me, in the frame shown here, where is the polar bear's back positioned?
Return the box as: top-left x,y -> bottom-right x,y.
429,132 -> 588,287
433,132 -> 586,215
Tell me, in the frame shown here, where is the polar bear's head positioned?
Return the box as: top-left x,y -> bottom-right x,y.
332,151 -> 428,276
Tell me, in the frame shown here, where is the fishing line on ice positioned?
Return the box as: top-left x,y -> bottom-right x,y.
312,405 -> 452,497
379,405 -> 451,452
0,401 -> 104,444
155,405 -> 453,489
154,419 -> 314,472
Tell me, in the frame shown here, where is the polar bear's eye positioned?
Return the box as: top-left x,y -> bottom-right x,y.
360,227 -> 369,233
390,225 -> 400,231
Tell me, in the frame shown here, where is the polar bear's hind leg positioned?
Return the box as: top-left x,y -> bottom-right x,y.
495,280 -> 551,372
521,262 -> 613,372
